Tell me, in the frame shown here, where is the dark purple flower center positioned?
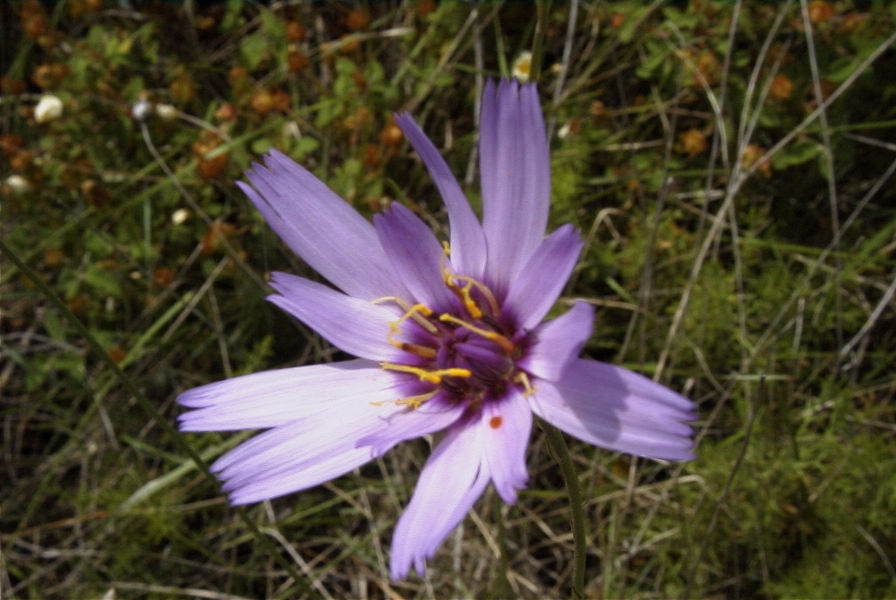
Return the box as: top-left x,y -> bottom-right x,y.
378,266 -> 533,415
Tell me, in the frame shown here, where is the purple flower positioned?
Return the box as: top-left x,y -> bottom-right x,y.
178,79 -> 696,580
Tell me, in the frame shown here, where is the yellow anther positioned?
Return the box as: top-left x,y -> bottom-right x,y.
514,371 -> 536,396
371,389 -> 439,410
438,313 -> 516,355
439,243 -> 453,285
381,362 -> 472,384
397,391 -> 438,409
370,296 -> 432,319
443,272 -> 501,319
393,342 -> 438,359
372,295 -> 405,307
408,302 -> 434,318
389,303 -> 435,333
438,243 -> 501,319
373,297 -> 440,352
447,275 -> 483,319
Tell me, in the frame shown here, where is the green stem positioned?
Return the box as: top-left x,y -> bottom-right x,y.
543,423 -> 587,598
531,0 -> 550,83
492,498 -> 513,599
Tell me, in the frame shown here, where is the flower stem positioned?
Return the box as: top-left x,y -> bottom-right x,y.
492,498 -> 513,598
543,423 -> 587,598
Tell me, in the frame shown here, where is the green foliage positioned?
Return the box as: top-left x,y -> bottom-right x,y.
3,1 -> 895,598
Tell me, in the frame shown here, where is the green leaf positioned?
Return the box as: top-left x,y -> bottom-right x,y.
772,138 -> 821,169
84,264 -> 122,298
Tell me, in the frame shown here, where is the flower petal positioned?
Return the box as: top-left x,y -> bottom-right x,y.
239,150 -> 407,300
178,359 -> 393,431
530,359 -> 696,461
267,272 -> 404,362
211,386 -> 409,504
373,203 -> 457,311
482,390 -> 531,503
480,79 -> 551,296
210,373 -> 407,476
390,421 -> 490,580
394,112 -> 486,278
502,224 -> 583,330
519,301 -> 594,381
225,445 -> 377,505
356,394 -> 465,457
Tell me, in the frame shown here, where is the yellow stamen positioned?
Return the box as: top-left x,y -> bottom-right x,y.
451,274 -> 501,318
445,274 -> 483,318
514,371 -> 536,396
438,313 -> 516,354
439,242 -> 501,318
372,297 -> 441,357
387,304 -> 438,356
398,304 -> 436,335
380,362 -> 472,384
370,389 -> 439,410
372,296 -> 438,334
393,342 -> 438,359
372,295 -> 406,307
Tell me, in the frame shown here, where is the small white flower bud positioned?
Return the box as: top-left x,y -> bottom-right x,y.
171,208 -> 190,225
512,51 -> 533,82
131,97 -> 152,122
34,95 -> 63,123
155,103 -> 178,121
557,121 -> 572,140
5,175 -> 31,194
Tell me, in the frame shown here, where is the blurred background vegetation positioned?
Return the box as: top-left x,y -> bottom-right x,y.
2,1 -> 896,598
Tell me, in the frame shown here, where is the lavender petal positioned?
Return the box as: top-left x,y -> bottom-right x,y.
481,389 -> 532,503
356,395 -> 465,457
480,79 -> 551,296
519,301 -> 594,382
502,223 -> 583,330
240,150 -> 408,301
530,359 -> 696,461
178,359 -> 394,431
373,203 -> 457,311
390,421 -> 490,580
267,272 -> 405,362
394,112 -> 487,278
212,394 -> 408,505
